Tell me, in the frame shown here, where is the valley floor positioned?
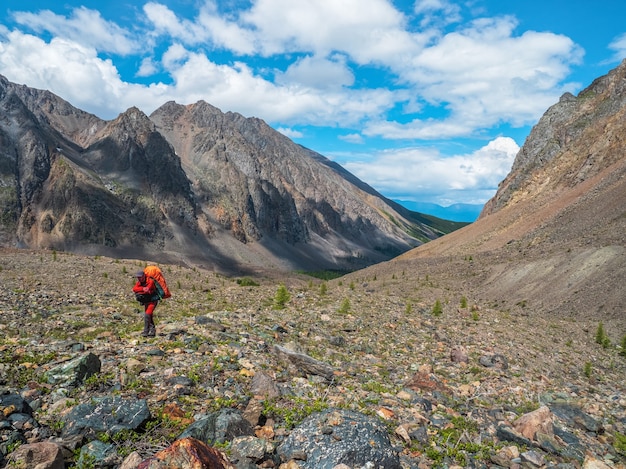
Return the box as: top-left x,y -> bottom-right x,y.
0,248 -> 624,468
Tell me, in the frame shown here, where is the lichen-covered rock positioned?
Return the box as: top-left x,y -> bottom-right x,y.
277,409 -> 401,469
61,396 -> 150,438
178,408 -> 254,445
44,352 -> 101,387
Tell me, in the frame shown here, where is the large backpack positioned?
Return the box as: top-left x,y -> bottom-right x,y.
143,265 -> 172,300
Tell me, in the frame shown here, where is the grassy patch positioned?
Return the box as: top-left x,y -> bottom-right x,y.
615,432 -> 626,457
236,277 -> 259,287
424,415 -> 496,467
296,270 -> 351,280
263,395 -> 329,429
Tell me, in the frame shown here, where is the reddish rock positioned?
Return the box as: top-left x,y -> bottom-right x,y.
405,371 -> 449,393
139,437 -> 235,469
513,406 -> 553,441
162,402 -> 194,425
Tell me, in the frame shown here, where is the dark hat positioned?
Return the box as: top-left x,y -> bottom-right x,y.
135,270 -> 145,277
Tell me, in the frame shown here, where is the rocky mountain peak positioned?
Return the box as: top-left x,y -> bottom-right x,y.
188,99 -> 224,117
0,76 -> 460,272
97,106 -> 156,144
482,58 -> 626,216
0,75 -> 105,148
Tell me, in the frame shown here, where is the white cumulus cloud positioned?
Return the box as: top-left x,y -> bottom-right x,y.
342,136 -> 519,205
12,6 -> 139,55
609,33 -> 626,63
0,1 -> 608,207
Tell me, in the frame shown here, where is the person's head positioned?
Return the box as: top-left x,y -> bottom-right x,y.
135,271 -> 146,282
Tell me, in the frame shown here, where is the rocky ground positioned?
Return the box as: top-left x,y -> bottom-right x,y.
0,247 -> 625,468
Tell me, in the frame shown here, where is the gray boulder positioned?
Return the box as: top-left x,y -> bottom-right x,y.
45,352 -> 101,387
62,396 -> 150,437
277,409 -> 401,469
78,440 -> 118,467
179,408 -> 254,445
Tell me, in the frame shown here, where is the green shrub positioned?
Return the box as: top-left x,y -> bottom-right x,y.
338,298 -> 350,314
596,322 -> 605,344
595,322 -> 610,348
236,277 -> 259,287
620,335 -> 626,357
263,396 -> 328,430
460,296 -> 468,308
432,299 -> 443,317
273,284 -> 291,309
424,415 -> 492,466
84,372 -> 116,392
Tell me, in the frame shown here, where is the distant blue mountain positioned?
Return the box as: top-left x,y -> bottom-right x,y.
394,200 -> 483,223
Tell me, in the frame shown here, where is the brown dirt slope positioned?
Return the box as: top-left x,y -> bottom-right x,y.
377,60 -> 626,326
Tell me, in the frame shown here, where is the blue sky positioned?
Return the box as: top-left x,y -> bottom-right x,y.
1,1 -> 625,211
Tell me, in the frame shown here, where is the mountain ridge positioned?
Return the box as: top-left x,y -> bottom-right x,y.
0,77 -> 464,273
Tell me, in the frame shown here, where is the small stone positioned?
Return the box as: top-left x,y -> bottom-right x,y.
394,425 -> 411,444
450,346 -> 468,363
513,405 -> 553,440
520,450 -> 545,467
279,461 -> 303,469
491,445 -> 520,466
582,456 -> 613,469
126,358 -> 144,375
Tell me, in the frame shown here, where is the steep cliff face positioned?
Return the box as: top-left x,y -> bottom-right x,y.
482,59 -> 626,216
0,80 -> 58,247
0,92 -> 199,259
0,76 -> 458,272
150,101 -> 435,267
81,107 -> 198,229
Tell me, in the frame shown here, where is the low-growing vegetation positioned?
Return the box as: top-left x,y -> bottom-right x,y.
0,249 -> 624,468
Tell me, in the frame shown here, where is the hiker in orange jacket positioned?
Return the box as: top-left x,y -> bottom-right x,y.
133,271 -> 158,337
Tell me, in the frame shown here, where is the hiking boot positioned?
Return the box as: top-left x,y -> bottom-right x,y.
146,314 -> 156,337
142,314 -> 151,336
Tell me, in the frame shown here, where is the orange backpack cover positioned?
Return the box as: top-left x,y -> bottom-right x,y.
143,265 -> 171,299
